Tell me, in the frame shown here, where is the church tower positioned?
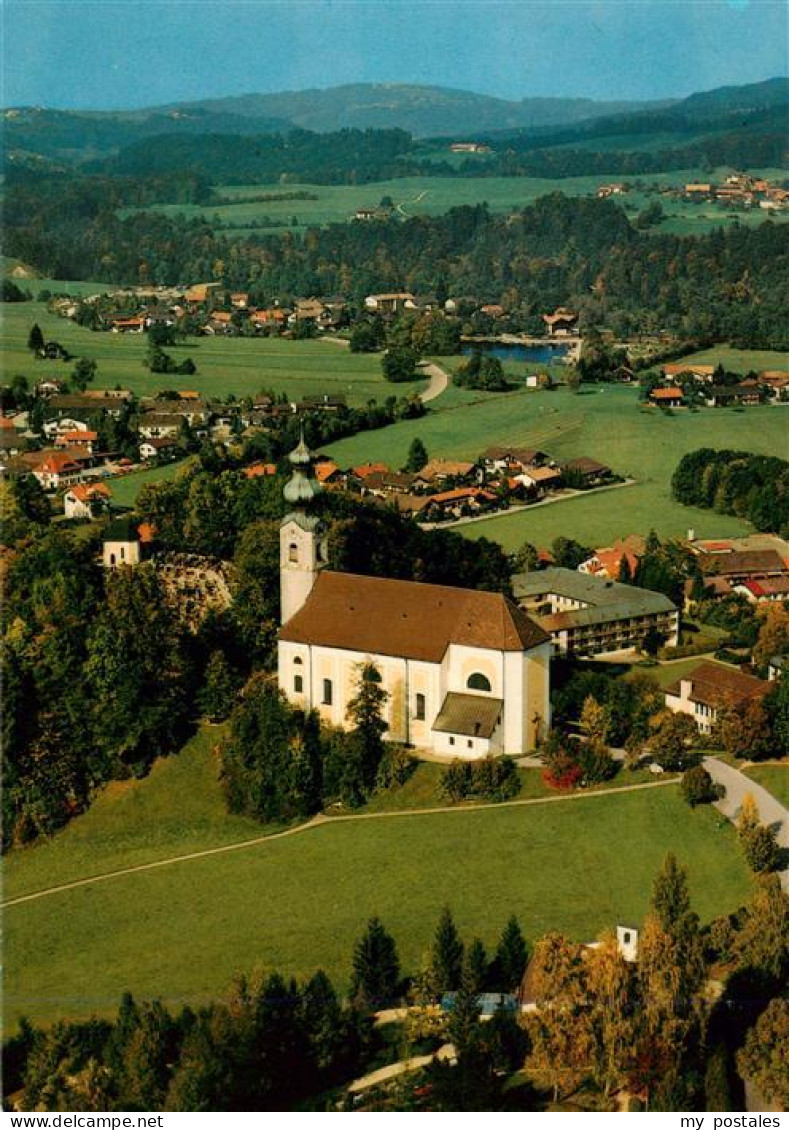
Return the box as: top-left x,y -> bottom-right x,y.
280,432 -> 329,625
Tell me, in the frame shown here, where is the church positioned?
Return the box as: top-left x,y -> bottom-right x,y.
277,436 -> 551,758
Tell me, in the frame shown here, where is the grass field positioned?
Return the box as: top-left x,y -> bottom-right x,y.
120,168 -> 789,239
326,382 -> 787,549
108,460 -> 192,507
0,301 -> 426,405
680,346 -> 789,374
743,763 -> 789,807
5,773 -> 750,1027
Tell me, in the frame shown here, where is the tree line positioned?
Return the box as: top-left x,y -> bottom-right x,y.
672,448 -> 789,537
6,186 -> 789,347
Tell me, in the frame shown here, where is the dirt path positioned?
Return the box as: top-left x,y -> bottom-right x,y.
349,1043 -> 454,1094
419,361 -> 450,403
3,778 -> 678,910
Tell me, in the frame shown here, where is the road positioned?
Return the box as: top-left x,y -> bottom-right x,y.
418,361 -> 450,403
349,1044 -> 455,1094
704,756 -> 789,891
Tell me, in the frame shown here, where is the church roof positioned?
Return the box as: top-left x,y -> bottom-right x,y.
279,571 -> 549,661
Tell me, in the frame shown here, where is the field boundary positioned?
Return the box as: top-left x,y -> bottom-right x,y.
4,776 -> 678,910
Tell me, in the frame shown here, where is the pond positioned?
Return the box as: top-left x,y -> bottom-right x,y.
460,340 -> 571,364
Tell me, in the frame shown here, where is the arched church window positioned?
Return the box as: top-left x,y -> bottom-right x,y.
467,672 -> 492,693
288,542 -> 299,563
294,675 -> 303,693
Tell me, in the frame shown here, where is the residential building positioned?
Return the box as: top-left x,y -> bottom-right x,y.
63,482 -> 112,519
664,661 -> 770,734
542,307 -> 579,337
513,567 -> 679,656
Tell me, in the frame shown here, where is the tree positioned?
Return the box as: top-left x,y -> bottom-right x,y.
579,695 -> 609,744
404,437 -> 428,473
431,906 -> 464,992
681,764 -> 717,807
649,711 -> 701,771
466,938 -> 488,994
494,915 -> 528,989
551,536 -> 593,570
349,916 -> 400,1010
714,699 -> 772,761
736,999 -> 789,1108
733,874 -> 789,983
381,346 -> 419,383
511,541 -> 539,573
752,603 -> 789,672
197,651 -> 239,722
71,357 -> 97,391
650,852 -> 692,937
447,952 -> 482,1056
741,823 -> 780,874
737,792 -> 761,840
27,323 -> 44,354
345,662 -> 389,794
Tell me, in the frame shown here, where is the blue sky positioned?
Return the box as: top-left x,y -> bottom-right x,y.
3,0 -> 787,110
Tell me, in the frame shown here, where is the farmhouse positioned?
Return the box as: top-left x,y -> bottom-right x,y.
364,292 -> 415,315
277,437 -> 551,757
664,661 -> 770,734
513,568 -> 679,657
578,535 -> 645,580
32,452 -> 84,492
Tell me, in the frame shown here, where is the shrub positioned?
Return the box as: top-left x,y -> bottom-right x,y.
681,764 -> 718,807
741,824 -> 780,873
437,756 -> 521,803
375,744 -> 417,790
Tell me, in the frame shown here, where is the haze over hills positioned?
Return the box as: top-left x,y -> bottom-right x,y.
152,83 -> 668,136
3,77 -> 787,171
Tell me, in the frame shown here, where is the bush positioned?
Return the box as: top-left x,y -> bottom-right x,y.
437,756 -> 521,803
741,824 -> 780,873
375,744 -> 417,790
681,764 -> 718,807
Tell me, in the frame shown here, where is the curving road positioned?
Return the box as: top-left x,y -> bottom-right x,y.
703,756 -> 789,891
419,361 -> 450,402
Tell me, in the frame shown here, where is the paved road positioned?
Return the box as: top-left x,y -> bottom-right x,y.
704,756 -> 789,891
3,778 -> 678,910
429,477 -> 637,530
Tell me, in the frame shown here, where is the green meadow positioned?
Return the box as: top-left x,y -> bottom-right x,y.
326,380 -> 787,549
743,763 -> 789,807
0,301 -> 425,405
5,726 -> 751,1026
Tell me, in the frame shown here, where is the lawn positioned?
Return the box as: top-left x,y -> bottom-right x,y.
743,763 -> 789,807
0,301 -> 426,405
4,780 -> 750,1028
679,345 -> 789,374
108,460 -> 192,507
325,383 -> 786,549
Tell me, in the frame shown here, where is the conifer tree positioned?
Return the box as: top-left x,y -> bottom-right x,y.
350,916 -> 400,1010
448,951 -> 482,1056
495,915 -> 528,989
431,906 -> 464,992
27,323 -> 44,354
466,938 -> 488,994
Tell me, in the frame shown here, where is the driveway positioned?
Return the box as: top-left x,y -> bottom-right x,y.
703,757 -> 789,891
419,361 -> 450,403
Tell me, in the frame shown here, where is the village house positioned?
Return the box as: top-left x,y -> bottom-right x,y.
664,661 -> 770,734
759,371 -> 789,401
768,655 -> 784,681
514,465 -> 563,496
542,307 -> 579,337
137,413 -> 185,440
314,459 -> 343,487
111,317 -> 146,334
364,292 -> 415,316
732,576 -> 789,603
513,568 -> 679,657
649,386 -> 684,408
63,481 -> 112,520
242,461 -> 278,479
55,429 -> 99,454
662,363 -> 715,383
704,383 -> 763,407
139,437 -> 180,462
480,447 -> 550,474
559,456 -> 613,487
32,452 -> 85,492
422,486 -> 498,521
413,459 -> 478,490
359,470 -> 416,498
578,535 -> 646,580
277,437 -> 551,757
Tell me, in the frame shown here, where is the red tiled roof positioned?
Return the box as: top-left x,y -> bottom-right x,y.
243,462 -> 277,478
66,482 -> 112,502
352,462 -> 389,479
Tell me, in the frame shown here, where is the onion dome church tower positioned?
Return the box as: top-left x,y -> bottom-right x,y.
279,432 -> 329,625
